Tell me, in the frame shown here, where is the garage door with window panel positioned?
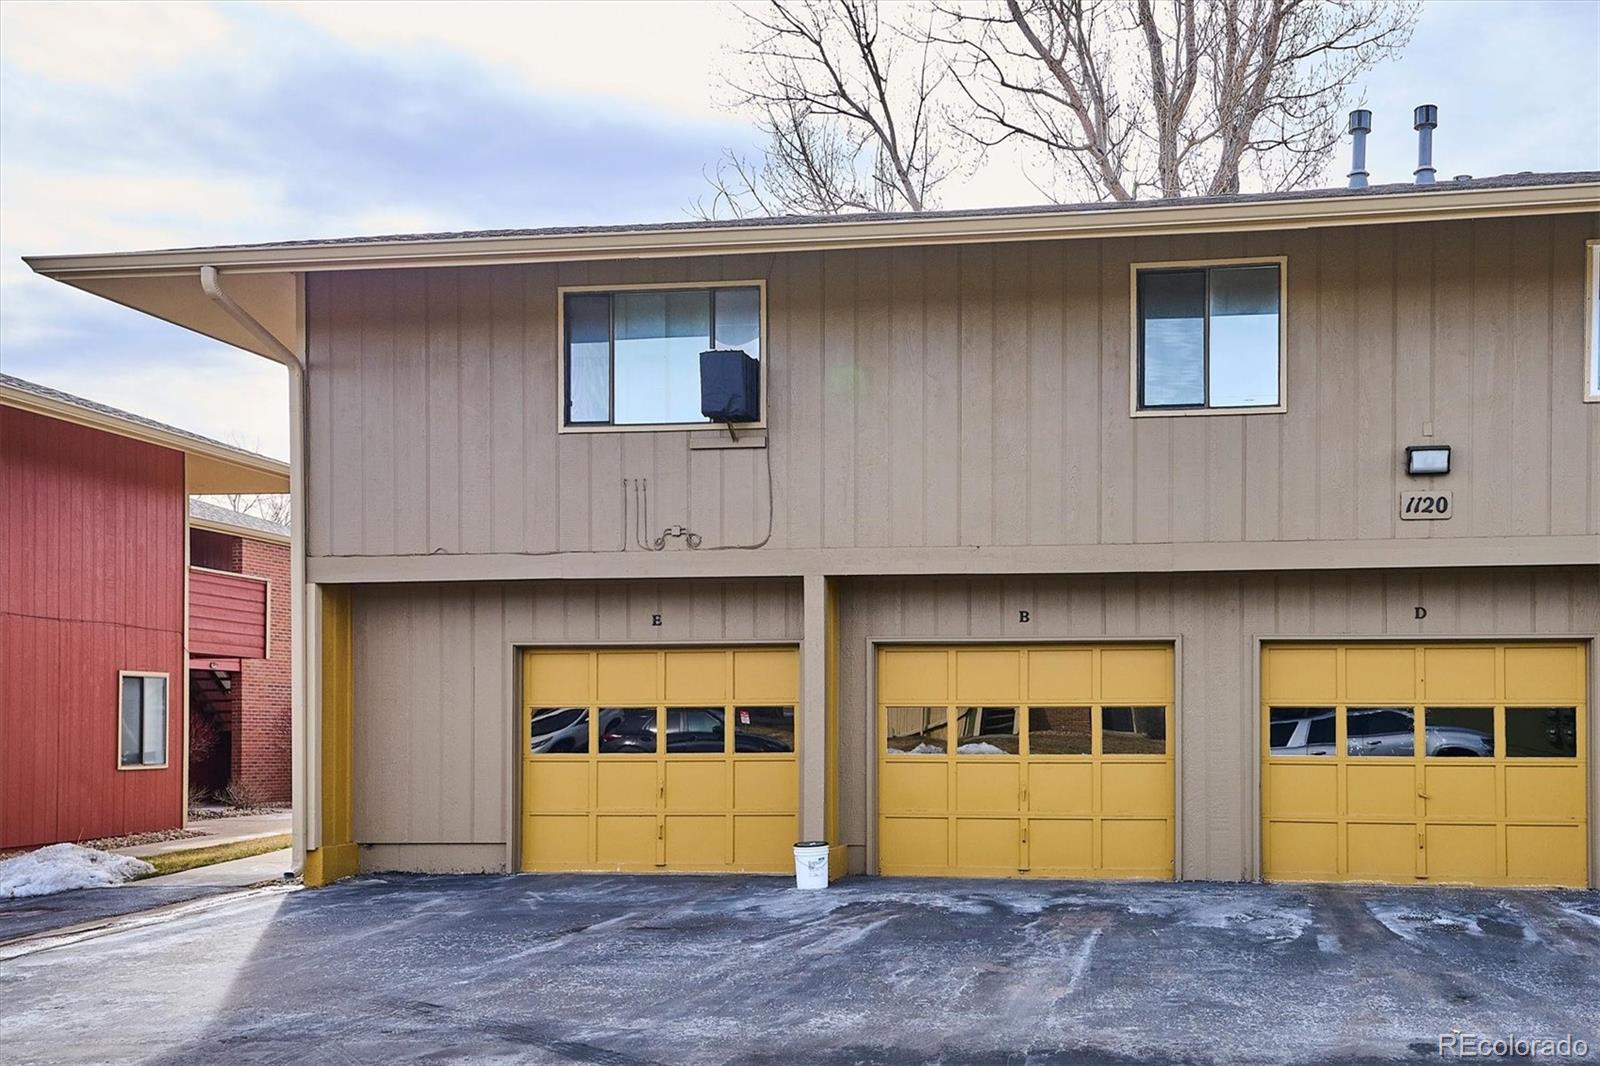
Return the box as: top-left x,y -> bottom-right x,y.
520,647 -> 799,873
1262,643 -> 1588,887
877,645 -> 1174,879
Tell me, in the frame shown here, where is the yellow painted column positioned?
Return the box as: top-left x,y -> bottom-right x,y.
824,579 -> 848,877
303,586 -> 358,887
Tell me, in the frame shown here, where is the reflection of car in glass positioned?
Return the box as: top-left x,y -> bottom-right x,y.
597,708 -> 792,753
1271,708 -> 1492,757
1270,710 -> 1337,756
530,707 -> 588,753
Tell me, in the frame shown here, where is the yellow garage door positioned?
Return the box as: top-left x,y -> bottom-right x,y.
520,647 -> 799,873
877,645 -> 1174,879
1262,642 -> 1589,887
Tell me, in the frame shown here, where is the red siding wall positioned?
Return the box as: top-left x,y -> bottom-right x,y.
1,407 -> 187,848
189,567 -> 267,659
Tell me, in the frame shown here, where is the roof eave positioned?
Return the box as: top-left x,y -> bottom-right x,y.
0,383 -> 290,494
25,180 -> 1600,280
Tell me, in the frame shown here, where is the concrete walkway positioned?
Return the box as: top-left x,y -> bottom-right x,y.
0,851 -> 293,945
138,848 -> 292,888
115,811 -> 290,858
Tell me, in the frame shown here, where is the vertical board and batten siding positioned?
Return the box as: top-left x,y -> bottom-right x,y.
834,568 -> 1599,881
305,214 -> 1600,561
349,579 -> 803,871
1,407 -> 187,848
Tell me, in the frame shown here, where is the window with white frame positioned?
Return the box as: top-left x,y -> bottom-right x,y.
1587,241 -> 1599,401
563,284 -> 762,427
1136,261 -> 1284,412
119,673 -> 168,768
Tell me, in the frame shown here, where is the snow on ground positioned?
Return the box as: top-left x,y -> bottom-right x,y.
0,844 -> 154,899
893,742 -> 1011,755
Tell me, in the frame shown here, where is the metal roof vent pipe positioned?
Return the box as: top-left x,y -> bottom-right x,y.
1413,104 -> 1439,184
1347,109 -> 1372,189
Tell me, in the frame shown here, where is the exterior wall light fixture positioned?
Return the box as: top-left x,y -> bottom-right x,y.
1405,445 -> 1451,476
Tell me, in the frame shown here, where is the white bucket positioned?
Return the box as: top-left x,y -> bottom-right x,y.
793,840 -> 830,890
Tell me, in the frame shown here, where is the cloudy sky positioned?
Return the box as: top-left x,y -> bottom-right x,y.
2,0 -> 1596,461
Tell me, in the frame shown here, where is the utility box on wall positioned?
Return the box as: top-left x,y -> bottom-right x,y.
700,349 -> 760,423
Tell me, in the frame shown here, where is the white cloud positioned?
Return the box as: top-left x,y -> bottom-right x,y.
0,169 -> 289,255
272,0 -> 734,118
0,1 -> 232,87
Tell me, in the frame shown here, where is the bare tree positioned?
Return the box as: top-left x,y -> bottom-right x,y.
936,0 -> 1419,202
699,0 -> 954,218
201,492 -> 291,527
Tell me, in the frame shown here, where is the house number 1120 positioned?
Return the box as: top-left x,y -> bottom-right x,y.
1399,491 -> 1452,520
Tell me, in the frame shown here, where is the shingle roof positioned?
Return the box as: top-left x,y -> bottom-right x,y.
189,498 -> 290,539
143,171 -> 1598,254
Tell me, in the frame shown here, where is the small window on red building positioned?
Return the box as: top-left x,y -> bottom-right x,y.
119,673 -> 168,768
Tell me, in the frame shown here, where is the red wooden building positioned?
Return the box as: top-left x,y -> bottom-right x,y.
1,375 -> 289,849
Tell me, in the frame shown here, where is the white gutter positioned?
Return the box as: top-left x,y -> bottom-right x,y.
199,265 -> 316,873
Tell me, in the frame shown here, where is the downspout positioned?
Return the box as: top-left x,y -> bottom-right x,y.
199,265 -> 315,872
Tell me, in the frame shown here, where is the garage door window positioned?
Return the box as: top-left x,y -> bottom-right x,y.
599,708 -> 657,753
955,706 -> 1019,754
1027,706 -> 1092,754
1421,707 -> 1493,757
1506,707 -> 1578,758
1268,707 -> 1335,755
734,706 -> 794,752
663,708 -> 725,752
530,707 -> 590,754
1102,706 -> 1167,754
1346,707 -> 1414,756
886,706 -> 947,754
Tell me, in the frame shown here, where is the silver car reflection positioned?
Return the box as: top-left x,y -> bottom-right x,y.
1272,708 -> 1492,757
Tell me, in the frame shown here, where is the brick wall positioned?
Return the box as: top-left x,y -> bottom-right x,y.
234,536 -> 292,804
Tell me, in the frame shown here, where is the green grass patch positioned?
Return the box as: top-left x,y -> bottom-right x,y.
137,834 -> 292,879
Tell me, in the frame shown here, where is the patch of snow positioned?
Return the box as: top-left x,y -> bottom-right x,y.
1365,902 -> 1485,942
1555,901 -> 1600,932
1182,902 -> 1312,942
1115,894 -> 1312,942
0,844 -> 154,899
887,741 -> 1011,756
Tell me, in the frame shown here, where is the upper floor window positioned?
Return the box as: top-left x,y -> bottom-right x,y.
119,672 -> 168,769
1586,240 -> 1599,402
1135,260 -> 1284,413
563,283 -> 763,428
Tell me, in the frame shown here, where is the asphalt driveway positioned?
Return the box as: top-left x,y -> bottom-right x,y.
3,874 -> 1597,1065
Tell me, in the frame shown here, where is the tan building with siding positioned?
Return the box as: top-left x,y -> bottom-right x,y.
27,172 -> 1600,889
